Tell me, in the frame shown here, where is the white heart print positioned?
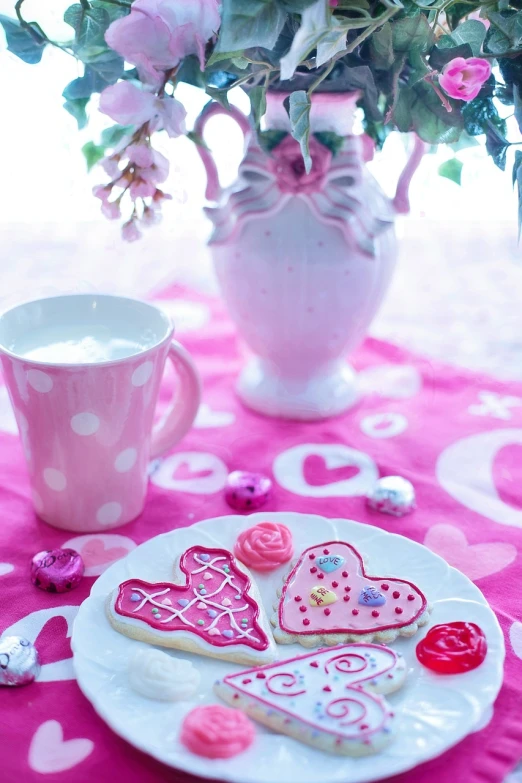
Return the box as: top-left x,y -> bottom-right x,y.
437,428 -> 522,529
273,443 -> 378,498
0,562 -> 14,576
29,720 -> 93,774
61,534 -> 136,577
150,451 -> 228,494
360,412 -> 408,439
3,606 -> 78,682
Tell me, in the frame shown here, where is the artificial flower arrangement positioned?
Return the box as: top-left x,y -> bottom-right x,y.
3,0 -> 522,239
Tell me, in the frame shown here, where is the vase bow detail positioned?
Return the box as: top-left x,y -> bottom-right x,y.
205,135 -> 395,257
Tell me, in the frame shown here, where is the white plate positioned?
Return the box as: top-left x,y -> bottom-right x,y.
72,512 -> 505,783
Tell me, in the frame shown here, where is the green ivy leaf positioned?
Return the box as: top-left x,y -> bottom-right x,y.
64,4 -> 110,48
284,90 -> 311,173
0,14 -> 46,64
276,0 -> 317,10
485,11 -> 522,54
462,96 -> 507,137
440,20 -> 486,56
394,82 -> 463,144
370,22 -> 394,70
64,97 -> 89,129
91,0 -> 130,23
62,66 -> 109,100
258,129 -> 287,152
207,49 -> 245,67
314,131 -> 344,156
249,85 -> 267,129
82,140 -> 105,171
206,84 -> 232,111
186,130 -> 210,150
484,122 -> 509,170
100,124 -> 133,148
438,157 -> 463,185
512,149 -> 522,238
82,49 -> 124,83
392,16 -> 434,53
429,42 -> 472,70
216,0 -> 286,53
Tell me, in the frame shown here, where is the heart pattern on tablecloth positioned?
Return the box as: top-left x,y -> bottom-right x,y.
150,452 -> 228,494
424,524 -> 517,581
278,541 -> 427,636
61,534 -> 136,577
0,562 -> 14,576
509,621 -> 522,660
28,720 -> 93,773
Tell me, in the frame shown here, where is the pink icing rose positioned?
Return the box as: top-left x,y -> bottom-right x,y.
99,82 -> 186,136
234,522 -> 293,573
271,135 -> 332,195
439,57 -> 492,102
180,705 -> 255,759
105,0 -> 221,85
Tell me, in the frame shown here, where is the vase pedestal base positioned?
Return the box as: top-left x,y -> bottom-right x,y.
236,358 -> 358,421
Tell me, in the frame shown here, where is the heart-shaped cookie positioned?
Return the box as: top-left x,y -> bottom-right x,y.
107,546 -> 277,666
272,541 -> 430,646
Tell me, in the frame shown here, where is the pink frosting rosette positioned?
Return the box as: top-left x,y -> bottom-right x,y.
180,705 -> 255,758
234,521 -> 293,572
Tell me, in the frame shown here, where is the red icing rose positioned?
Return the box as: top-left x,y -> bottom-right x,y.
416,622 -> 487,674
270,135 -> 332,195
234,522 -> 293,572
180,705 -> 255,759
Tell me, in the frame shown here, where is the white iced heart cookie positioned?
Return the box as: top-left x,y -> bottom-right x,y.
128,648 -> 201,701
215,643 -> 407,756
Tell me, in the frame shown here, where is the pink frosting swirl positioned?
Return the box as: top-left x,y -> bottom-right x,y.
180,705 -> 255,758
234,521 -> 293,572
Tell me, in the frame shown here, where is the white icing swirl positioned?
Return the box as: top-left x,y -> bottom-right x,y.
128,648 -> 201,701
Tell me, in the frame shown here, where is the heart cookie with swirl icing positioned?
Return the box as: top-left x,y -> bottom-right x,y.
106,546 -> 277,666
215,643 -> 407,756
271,541 -> 430,646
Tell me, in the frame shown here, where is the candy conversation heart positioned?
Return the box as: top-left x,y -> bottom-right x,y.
272,541 -> 430,646
106,546 -> 277,666
215,643 -> 407,756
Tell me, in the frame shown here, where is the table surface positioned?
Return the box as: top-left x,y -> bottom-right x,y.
2,216 -> 522,783
2,217 -> 522,381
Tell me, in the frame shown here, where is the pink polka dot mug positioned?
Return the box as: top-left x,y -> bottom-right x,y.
0,294 -> 201,532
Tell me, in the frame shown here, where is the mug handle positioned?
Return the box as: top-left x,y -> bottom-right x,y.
150,340 -> 201,460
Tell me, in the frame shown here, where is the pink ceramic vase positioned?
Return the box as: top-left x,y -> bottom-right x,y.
196,92 -> 424,420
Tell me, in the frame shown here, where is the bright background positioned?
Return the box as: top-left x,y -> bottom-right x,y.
1,0 -> 522,380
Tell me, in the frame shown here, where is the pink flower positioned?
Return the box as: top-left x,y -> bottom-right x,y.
99,82 -> 186,136
127,143 -> 155,167
101,200 -> 121,220
122,219 -> 142,242
140,149 -> 170,185
270,135 -> 332,195
130,180 -> 157,199
142,205 -> 162,226
92,184 -> 112,202
105,0 -> 221,85
439,57 -> 492,102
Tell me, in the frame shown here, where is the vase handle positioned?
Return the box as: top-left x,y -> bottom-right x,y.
194,101 -> 251,202
392,135 -> 427,215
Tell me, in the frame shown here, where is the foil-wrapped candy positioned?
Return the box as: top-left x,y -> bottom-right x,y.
0,636 -> 40,686
366,476 -> 416,517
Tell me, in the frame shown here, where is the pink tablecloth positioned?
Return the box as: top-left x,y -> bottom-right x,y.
1,284 -> 522,783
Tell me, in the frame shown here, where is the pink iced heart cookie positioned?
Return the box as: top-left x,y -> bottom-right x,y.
215,643 -> 407,756
272,541 -> 430,646
106,546 -> 277,666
